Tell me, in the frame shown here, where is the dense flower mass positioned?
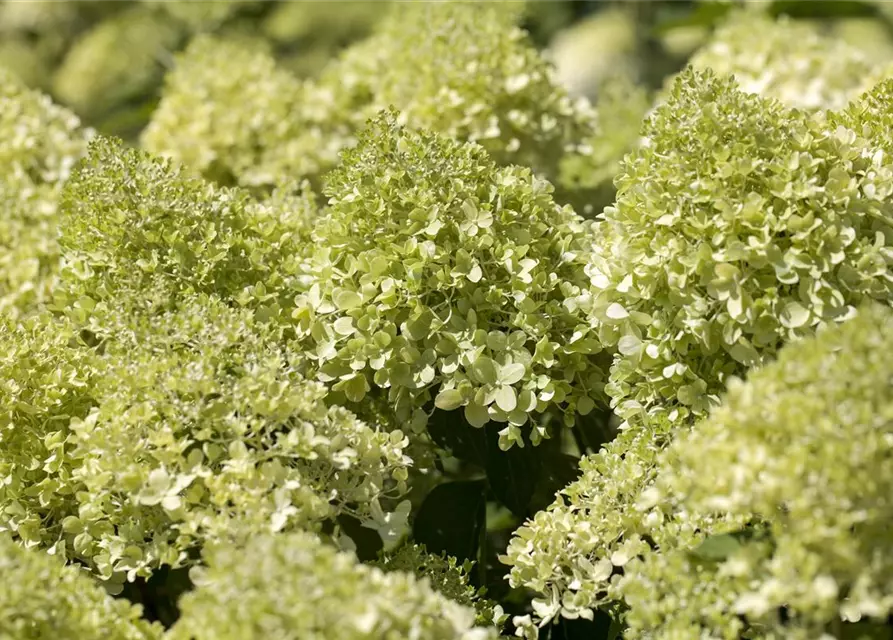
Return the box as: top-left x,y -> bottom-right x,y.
58,136 -> 314,318
318,2 -> 593,184
76,299 -> 410,580
588,68 -> 893,425
620,303 -> 893,638
505,304 -> 893,637
0,314 -> 95,558
141,36 -> 316,187
2,4 -> 893,638
3,135 -> 410,582
294,113 -> 608,447
834,77 -> 893,155
0,535 -> 162,639
502,411 -> 746,630
1,300 -> 411,582
0,67 -> 90,318
169,532 -> 497,640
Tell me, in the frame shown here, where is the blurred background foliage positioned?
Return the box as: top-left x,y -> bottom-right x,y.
5,0 -> 893,143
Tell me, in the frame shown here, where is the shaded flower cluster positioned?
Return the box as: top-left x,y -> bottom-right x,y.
376,543 -> 506,628
0,535 -> 162,639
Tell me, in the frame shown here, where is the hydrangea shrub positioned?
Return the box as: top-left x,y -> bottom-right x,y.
70,298 -> 410,581
141,36 -> 315,187
322,2 -> 592,183
502,411 -> 747,633
1,135 -> 410,582
58,136 -> 313,320
504,303 -> 893,637
52,7 -> 181,119
1,300 -> 411,583
2,5 -> 893,638
0,314 -> 95,558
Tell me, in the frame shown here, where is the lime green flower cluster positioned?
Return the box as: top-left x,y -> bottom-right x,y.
169,532 -> 497,640
834,77 -> 893,155
0,535 -> 162,640
144,2 -> 596,197
689,10 -> 883,110
620,303 -> 893,638
293,113 -> 608,448
588,68 -> 893,426
504,417 -> 677,629
75,299 -> 410,581
58,137 -> 314,319
503,67 -> 893,632
0,315 -> 95,559
0,68 -> 90,318
503,412 -> 746,633
1,298 -> 411,583
321,2 -> 592,183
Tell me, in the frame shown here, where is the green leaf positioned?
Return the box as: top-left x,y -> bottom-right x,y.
434,388 -> 464,411
464,401 -> 490,428
494,385 -> 517,412
689,533 -> 743,561
471,356 -> 498,385
483,424 -> 540,518
499,362 -> 526,385
528,451 -> 582,515
333,288 -> 363,311
427,408 -> 487,466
